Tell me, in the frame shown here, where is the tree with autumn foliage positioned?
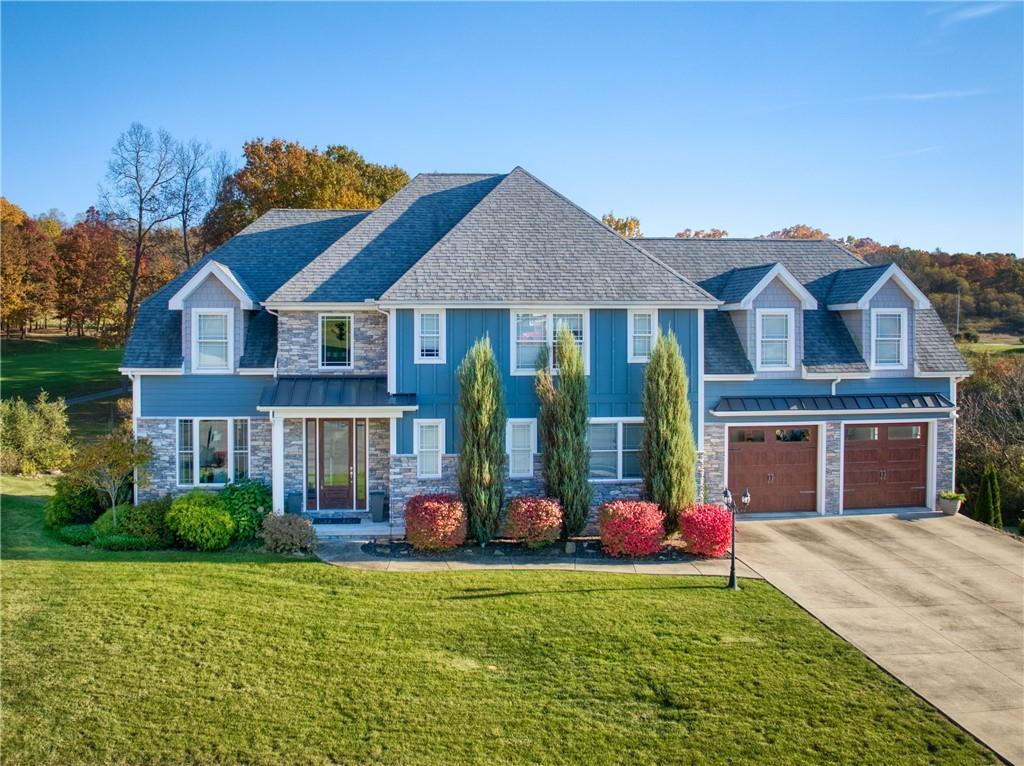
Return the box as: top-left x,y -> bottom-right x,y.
55,208 -> 126,336
761,224 -> 830,240
602,211 -> 642,239
202,139 -> 409,247
1,199 -> 57,337
675,228 -> 729,239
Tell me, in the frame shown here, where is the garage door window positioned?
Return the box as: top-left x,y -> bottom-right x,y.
729,429 -> 765,443
888,425 -> 921,440
775,428 -> 812,442
846,426 -> 879,441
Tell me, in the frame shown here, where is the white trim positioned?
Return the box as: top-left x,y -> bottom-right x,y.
271,415 -> 284,514
914,364 -> 971,380
131,375 -> 141,422
389,416 -> 397,456
627,308 -> 657,363
378,300 -> 718,309
870,308 -> 909,370
175,416 -> 249,489
587,417 -> 644,483
119,367 -> 184,375
258,406 -> 416,418
754,308 -> 796,371
168,260 -> 255,311
696,308 -> 705,452
413,308 -> 446,364
263,301 -> 382,312
800,367 -> 871,380
509,308 -> 591,376
191,308 -> 234,374
828,263 -> 931,311
704,373 -> 756,382
719,263 -> 818,311
506,418 -> 538,478
386,309 -> 397,394
413,418 -> 445,478
712,406 -> 954,418
238,368 -> 275,376
318,313 -> 355,370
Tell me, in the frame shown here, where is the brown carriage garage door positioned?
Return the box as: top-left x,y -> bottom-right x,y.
843,422 -> 928,510
727,425 -> 818,512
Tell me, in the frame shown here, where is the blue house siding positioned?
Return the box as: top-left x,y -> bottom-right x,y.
394,307 -> 700,454
139,375 -> 272,418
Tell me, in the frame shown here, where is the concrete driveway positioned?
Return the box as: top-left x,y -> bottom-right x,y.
737,513 -> 1024,764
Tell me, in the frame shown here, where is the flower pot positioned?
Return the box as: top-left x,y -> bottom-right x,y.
937,497 -> 963,516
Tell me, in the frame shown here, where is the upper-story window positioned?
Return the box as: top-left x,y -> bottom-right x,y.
320,314 -> 353,369
755,308 -> 794,371
871,309 -> 907,369
192,309 -> 233,372
511,310 -> 587,375
628,309 -> 656,363
414,309 -> 446,364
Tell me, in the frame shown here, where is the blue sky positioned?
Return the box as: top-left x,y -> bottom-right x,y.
2,2 -> 1021,254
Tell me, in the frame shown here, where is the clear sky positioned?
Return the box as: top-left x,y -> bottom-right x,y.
2,2 -> 1021,254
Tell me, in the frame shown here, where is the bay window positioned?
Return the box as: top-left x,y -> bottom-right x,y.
587,419 -> 643,481
176,417 -> 250,487
511,309 -> 588,374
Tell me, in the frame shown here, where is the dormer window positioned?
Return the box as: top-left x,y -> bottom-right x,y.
755,309 -> 794,371
871,309 -> 907,369
192,309 -> 233,372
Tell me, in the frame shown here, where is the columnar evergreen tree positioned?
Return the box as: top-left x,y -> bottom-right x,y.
456,336 -> 507,546
640,330 -> 697,530
975,464 -> 1003,529
536,326 -> 591,537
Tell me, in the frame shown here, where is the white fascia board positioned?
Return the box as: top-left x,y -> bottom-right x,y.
256,406 -> 418,418
238,368 -> 276,376
118,367 -> 184,376
704,374 -> 756,381
800,366 -> 871,380
732,263 -> 818,311
914,363 -> 972,380
168,261 -> 255,310
377,300 -> 721,309
262,301 -> 380,311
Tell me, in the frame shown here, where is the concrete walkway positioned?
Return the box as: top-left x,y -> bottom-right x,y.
736,513 -> 1023,765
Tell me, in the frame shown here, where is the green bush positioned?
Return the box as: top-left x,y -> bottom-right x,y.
93,533 -> 163,551
118,496 -> 175,548
91,508 -> 117,538
259,513 -> 316,554
55,523 -> 94,546
166,491 -> 235,551
44,475 -> 103,529
0,392 -> 74,474
218,480 -> 272,541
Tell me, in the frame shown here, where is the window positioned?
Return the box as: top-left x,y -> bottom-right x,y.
511,310 -> 588,375
755,309 -> 794,370
845,426 -> 879,442
193,310 -> 232,371
414,419 -> 444,478
588,420 -> 644,481
889,425 -> 922,440
729,429 -> 766,443
507,419 -> 537,478
628,310 -> 657,363
872,309 -> 907,369
775,428 -> 812,443
176,417 -> 249,486
320,315 -> 352,368
414,309 -> 445,363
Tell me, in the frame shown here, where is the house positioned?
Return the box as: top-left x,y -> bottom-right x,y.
121,167 -> 970,530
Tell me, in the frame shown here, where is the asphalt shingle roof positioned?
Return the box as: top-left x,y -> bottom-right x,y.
826,264 -> 891,305
717,263 -> 776,305
704,312 -> 753,375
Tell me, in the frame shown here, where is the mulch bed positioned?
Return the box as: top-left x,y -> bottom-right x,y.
360,536 -> 702,562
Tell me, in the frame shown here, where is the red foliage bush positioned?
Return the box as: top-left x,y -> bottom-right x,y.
598,500 -> 665,558
679,503 -> 733,558
505,496 -> 562,548
405,494 -> 467,551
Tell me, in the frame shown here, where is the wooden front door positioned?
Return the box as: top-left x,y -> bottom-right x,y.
844,422 -> 928,510
320,419 -> 353,509
727,425 -> 818,512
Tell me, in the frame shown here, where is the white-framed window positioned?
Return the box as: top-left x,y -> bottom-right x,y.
191,309 -> 233,372
755,308 -> 795,371
587,418 -> 644,482
871,308 -> 908,369
414,309 -> 446,364
510,309 -> 589,375
319,314 -> 353,369
176,417 -> 250,487
506,418 -> 537,478
413,419 -> 445,478
627,309 -> 657,363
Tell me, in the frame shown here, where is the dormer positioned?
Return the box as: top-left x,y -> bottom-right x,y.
167,260 -> 257,374
828,263 -> 929,373
717,263 -> 817,375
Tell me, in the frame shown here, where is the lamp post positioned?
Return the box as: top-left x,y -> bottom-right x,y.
723,488 -> 739,590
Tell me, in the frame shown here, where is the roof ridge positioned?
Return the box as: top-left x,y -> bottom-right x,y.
263,207 -> 374,213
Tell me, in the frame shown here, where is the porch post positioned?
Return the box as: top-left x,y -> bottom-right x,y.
271,414 -> 285,515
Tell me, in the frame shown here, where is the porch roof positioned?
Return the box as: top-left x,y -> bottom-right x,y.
712,391 -> 954,416
257,376 -> 416,413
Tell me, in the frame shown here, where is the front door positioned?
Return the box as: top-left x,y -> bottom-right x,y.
320,419 -> 353,509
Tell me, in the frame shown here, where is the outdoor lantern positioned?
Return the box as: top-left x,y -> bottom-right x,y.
741,489 -> 751,509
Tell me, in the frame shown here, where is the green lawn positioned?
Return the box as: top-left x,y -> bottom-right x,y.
0,335 -> 125,401
1,477 -> 993,766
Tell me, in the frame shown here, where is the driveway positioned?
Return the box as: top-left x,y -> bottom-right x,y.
737,513 -> 1024,764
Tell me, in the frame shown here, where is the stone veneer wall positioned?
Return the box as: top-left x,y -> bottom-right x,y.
935,416 -> 955,494
276,311 -> 387,375
702,422 -> 727,501
823,423 -> 842,513
368,419 -> 390,496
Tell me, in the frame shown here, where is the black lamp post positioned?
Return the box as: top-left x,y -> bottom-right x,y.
723,488 -> 739,590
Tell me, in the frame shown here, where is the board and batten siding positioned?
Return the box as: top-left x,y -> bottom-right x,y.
393,307 -> 699,455
139,375 -> 272,418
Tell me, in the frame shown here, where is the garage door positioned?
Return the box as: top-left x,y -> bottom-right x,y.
727,426 -> 817,513
843,422 -> 928,510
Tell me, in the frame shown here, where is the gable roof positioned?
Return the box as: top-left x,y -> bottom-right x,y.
267,173 -> 505,304
379,168 -> 716,305
827,262 -> 931,309
123,209 -> 367,369
167,260 -> 257,310
718,262 -> 818,310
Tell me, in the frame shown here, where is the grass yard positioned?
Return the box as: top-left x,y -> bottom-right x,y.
1,477 -> 993,766
0,334 -> 125,401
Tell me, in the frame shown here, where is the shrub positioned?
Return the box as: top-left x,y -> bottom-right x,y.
505,497 -> 562,548
166,491 -> 235,551
0,392 -> 74,475
91,508 -> 118,538
972,464 -> 1003,530
93,533 -> 163,551
259,513 -> 316,554
219,480 -> 272,541
405,494 -> 467,551
72,424 -> 153,526
118,495 -> 175,548
598,500 -> 665,558
680,504 -> 733,558
44,475 -> 103,528
55,523 -> 94,546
